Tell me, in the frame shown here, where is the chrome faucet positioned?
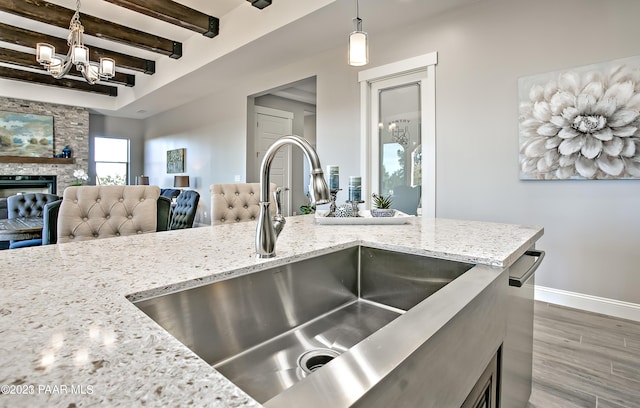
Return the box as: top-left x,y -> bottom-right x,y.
256,135 -> 330,258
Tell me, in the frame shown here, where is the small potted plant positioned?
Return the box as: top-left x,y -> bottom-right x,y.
371,193 -> 396,217
71,169 -> 89,186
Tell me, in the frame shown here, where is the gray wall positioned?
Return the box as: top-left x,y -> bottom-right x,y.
143,0 -> 640,305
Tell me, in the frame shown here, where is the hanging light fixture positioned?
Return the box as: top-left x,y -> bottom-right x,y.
36,0 -> 115,84
348,0 -> 368,66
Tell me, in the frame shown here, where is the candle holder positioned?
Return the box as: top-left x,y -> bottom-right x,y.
346,200 -> 364,216
326,189 -> 342,217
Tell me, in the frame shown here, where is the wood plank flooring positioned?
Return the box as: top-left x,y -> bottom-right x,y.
527,301 -> 640,408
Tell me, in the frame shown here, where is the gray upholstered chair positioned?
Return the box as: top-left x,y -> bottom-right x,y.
57,185 -> 160,243
7,193 -> 59,248
160,188 -> 181,200
169,190 -> 200,230
7,193 -> 59,219
0,198 -> 8,250
157,196 -> 172,232
9,199 -> 62,248
0,198 -> 7,219
210,183 -> 276,225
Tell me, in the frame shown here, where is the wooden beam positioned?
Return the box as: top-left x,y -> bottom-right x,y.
0,22 -> 155,75
0,0 -> 182,58
0,47 -> 135,87
104,0 -> 219,38
0,65 -> 118,97
247,0 -> 272,9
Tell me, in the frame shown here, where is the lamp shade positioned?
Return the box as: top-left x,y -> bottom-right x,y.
36,43 -> 54,64
100,58 -> 115,77
72,45 -> 89,64
136,175 -> 149,185
174,175 -> 190,188
348,31 -> 368,66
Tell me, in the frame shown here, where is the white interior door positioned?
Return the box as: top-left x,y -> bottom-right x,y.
255,106 -> 293,215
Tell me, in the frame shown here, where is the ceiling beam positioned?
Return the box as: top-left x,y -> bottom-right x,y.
247,0 -> 272,9
0,23 -> 155,75
0,65 -> 118,97
104,0 -> 219,38
0,48 -> 135,87
0,0 -> 182,58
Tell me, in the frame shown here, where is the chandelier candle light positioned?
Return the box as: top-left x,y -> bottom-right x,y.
36,0 -> 115,84
348,0 -> 368,66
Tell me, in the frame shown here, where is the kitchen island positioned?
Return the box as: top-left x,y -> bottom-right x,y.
0,215 -> 543,407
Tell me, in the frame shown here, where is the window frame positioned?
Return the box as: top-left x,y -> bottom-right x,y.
93,136 -> 131,186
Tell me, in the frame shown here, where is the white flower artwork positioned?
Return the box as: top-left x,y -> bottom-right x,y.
519,57 -> 640,180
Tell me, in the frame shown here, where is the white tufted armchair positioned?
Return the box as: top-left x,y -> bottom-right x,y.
57,185 -> 160,243
210,183 -> 277,225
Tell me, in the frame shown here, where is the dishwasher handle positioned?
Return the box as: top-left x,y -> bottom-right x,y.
508,250 -> 545,288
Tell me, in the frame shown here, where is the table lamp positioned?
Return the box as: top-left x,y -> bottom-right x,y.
174,175 -> 189,188
136,175 -> 150,185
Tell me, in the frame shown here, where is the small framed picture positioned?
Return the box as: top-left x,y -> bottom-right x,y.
167,148 -> 185,173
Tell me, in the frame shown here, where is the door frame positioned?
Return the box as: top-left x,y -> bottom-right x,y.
255,105 -> 293,215
358,52 -> 437,218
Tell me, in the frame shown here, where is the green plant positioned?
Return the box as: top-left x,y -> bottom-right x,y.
299,192 -> 316,214
371,193 -> 392,209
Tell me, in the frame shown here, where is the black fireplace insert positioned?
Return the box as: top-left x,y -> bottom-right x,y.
0,175 -> 57,198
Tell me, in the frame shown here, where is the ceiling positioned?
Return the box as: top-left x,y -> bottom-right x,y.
0,0 -> 481,119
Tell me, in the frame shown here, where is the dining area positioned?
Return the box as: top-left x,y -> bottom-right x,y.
0,185 -> 201,250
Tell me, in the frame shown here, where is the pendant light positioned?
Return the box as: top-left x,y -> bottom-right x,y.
36,0 -> 115,84
348,0 -> 368,66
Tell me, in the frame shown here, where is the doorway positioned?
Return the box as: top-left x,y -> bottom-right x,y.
359,53 -> 437,217
247,76 -> 317,216
255,106 -> 293,216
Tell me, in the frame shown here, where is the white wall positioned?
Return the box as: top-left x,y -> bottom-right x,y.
143,0 -> 640,305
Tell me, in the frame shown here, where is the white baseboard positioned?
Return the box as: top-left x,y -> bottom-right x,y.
535,285 -> 640,323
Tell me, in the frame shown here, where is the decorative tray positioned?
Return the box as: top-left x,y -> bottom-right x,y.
315,210 -> 412,225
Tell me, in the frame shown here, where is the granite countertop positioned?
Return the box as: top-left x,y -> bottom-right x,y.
0,215 -> 543,407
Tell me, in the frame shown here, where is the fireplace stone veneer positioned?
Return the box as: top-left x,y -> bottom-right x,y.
0,97 -> 89,194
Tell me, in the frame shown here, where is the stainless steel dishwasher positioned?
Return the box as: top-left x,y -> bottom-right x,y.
501,249 -> 545,408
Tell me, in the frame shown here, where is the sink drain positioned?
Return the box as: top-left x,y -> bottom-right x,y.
297,349 -> 340,375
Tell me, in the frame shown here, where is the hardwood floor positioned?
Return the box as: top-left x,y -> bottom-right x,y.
527,301 -> 640,408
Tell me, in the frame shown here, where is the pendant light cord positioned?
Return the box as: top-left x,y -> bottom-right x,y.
353,0 -> 362,31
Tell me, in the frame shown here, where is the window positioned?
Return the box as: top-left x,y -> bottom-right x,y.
94,137 -> 129,185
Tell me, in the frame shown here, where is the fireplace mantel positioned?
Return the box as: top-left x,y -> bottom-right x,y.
0,156 -> 75,164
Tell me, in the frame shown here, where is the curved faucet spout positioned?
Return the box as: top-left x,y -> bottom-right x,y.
256,135 -> 330,259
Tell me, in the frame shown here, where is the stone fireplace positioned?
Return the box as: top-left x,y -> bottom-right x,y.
0,97 -> 89,194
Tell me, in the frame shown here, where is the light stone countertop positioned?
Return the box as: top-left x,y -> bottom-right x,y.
0,215 -> 543,407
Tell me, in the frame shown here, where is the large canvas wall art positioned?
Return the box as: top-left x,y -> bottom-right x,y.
519,56 -> 640,180
0,110 -> 54,158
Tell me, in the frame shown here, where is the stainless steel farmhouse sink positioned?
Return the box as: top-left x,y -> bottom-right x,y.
132,246 -> 475,404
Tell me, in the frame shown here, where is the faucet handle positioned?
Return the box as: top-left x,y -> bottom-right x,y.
273,187 -> 290,218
